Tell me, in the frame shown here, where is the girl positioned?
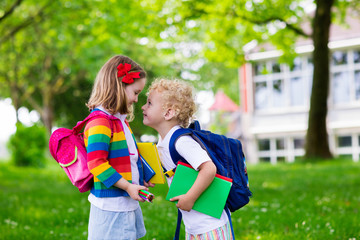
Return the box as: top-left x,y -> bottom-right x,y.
85,55 -> 150,240
142,78 -> 233,240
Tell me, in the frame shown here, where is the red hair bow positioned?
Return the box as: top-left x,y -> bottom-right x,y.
117,63 -> 140,84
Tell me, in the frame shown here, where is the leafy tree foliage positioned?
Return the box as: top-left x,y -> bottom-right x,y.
0,0 -> 176,138
150,0 -> 360,159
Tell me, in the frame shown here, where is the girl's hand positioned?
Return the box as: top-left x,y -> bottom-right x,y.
170,194 -> 195,212
114,178 -> 148,202
144,180 -> 155,188
124,184 -> 148,202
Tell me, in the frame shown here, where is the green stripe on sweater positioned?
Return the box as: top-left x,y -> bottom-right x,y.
97,167 -> 117,182
94,182 -> 117,190
110,140 -> 128,150
88,134 -> 110,143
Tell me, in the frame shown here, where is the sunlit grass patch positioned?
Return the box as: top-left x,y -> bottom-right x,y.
0,159 -> 359,239
231,160 -> 360,240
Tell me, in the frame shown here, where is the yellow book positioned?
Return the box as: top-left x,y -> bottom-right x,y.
137,142 -> 165,184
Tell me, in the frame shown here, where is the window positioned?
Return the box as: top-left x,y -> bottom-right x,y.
271,62 -> 281,73
259,157 -> 271,162
276,138 -> 285,150
255,81 -> 268,109
255,62 -> 267,75
294,138 -> 305,149
253,57 -> 312,111
338,136 -> 352,147
290,77 -> 305,106
272,79 -> 285,107
355,71 -> 360,100
332,71 -> 350,104
330,50 -> 360,104
258,139 -> 270,151
290,57 -> 302,71
354,50 -> 360,63
335,134 -> 360,162
257,137 -> 305,163
308,57 -> 314,72
332,51 -> 347,65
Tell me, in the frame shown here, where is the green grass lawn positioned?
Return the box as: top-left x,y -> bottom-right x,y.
0,159 -> 359,240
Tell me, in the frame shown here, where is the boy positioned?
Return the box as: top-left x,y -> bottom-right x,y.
141,78 -> 232,239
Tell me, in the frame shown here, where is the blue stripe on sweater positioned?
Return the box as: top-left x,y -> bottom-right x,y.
102,172 -> 122,188
87,142 -> 109,152
108,148 -> 129,158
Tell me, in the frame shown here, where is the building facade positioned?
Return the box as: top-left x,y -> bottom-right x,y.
239,15 -> 360,164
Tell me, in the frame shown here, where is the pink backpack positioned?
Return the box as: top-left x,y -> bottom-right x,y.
49,110 -> 117,192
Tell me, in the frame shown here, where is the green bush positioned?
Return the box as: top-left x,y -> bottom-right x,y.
7,123 -> 47,167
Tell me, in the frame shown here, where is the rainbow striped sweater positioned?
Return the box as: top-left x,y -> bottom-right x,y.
84,112 -> 143,198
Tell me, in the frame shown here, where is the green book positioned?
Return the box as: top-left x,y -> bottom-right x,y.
166,162 -> 232,219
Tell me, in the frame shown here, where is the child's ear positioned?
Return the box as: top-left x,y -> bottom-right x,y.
164,108 -> 176,121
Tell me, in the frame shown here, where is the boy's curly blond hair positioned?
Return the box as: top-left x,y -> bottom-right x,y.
148,78 -> 196,127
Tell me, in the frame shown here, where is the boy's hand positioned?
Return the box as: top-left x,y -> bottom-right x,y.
170,161 -> 216,211
170,194 -> 195,212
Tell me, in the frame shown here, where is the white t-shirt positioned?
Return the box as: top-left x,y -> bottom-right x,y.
88,107 -> 140,212
157,125 -> 228,235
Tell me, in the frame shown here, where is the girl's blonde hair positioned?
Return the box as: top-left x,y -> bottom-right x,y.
86,55 -> 146,116
148,78 -> 196,127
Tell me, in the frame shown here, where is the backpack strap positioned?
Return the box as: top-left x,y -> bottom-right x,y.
173,209 -> 182,240
225,206 -> 236,239
72,109 -> 119,134
168,120 -> 201,166
168,128 -> 192,166
188,120 -> 201,131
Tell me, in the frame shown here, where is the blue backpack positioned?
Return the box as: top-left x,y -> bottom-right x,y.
169,120 -> 252,240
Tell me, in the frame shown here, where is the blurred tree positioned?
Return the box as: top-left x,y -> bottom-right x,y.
0,0 -> 95,133
0,0 -> 49,44
0,0 -> 50,121
8,123 -> 47,167
0,0 -> 176,138
0,0 -> 22,24
150,0 -> 360,160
